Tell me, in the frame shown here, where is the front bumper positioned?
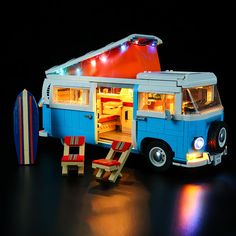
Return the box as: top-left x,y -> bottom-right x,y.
173,146 -> 228,168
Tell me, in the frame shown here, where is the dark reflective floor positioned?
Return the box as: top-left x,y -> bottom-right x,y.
2,138 -> 236,236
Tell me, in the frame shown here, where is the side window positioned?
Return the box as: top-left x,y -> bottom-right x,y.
53,87 -> 90,105
138,92 -> 175,114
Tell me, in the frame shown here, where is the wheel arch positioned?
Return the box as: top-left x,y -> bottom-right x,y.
140,137 -> 175,157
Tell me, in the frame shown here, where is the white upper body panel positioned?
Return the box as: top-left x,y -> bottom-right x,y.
137,71 -> 217,88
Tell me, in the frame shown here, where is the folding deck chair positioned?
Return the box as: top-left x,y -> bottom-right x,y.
92,140 -> 132,183
61,136 -> 85,176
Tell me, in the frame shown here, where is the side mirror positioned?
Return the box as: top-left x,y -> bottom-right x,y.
165,109 -> 173,120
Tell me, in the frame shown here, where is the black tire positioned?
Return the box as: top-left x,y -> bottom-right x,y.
207,121 -> 228,153
145,140 -> 173,172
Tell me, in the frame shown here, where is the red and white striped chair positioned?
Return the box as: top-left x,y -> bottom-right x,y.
61,136 -> 85,176
92,140 -> 132,183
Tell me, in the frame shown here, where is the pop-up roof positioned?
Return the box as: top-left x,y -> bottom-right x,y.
46,34 -> 162,79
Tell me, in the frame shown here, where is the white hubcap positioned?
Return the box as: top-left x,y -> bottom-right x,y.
149,147 -> 167,167
218,127 -> 227,148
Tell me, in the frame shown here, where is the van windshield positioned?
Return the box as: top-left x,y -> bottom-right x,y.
182,85 -> 221,114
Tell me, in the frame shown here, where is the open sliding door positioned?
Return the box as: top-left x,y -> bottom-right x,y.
96,83 -> 134,144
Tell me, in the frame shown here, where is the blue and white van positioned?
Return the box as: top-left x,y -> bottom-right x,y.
39,34 -> 228,171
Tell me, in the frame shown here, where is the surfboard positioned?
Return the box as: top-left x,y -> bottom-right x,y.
13,89 -> 39,165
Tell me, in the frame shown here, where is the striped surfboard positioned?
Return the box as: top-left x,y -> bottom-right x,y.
13,89 -> 39,165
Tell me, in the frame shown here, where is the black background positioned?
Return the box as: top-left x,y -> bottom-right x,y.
2,1 -> 235,159
2,1 -> 236,236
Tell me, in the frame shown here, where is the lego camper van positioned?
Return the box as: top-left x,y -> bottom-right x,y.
39,34 -> 228,171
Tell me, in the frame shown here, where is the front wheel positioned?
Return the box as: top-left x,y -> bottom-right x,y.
145,140 -> 173,172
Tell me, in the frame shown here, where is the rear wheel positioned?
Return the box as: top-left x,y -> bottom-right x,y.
145,140 -> 173,172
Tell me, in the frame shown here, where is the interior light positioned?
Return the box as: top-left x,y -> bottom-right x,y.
131,37 -> 139,45
76,68 -> 82,75
91,59 -> 96,67
100,55 -> 107,63
120,44 -> 128,52
193,137 -> 204,150
151,40 -> 157,47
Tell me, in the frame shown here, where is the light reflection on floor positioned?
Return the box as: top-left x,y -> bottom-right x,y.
4,145 -> 236,236
88,194 -> 137,236
84,181 -> 151,236
171,184 -> 209,236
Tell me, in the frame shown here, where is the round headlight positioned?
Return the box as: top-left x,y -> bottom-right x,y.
193,137 -> 204,150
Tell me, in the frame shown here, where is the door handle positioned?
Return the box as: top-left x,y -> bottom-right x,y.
136,116 -> 147,121
85,114 -> 93,119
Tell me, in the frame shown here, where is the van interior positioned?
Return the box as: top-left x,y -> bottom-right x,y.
96,86 -> 133,144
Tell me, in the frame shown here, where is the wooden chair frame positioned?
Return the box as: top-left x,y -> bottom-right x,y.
92,141 -> 132,183
61,136 -> 85,176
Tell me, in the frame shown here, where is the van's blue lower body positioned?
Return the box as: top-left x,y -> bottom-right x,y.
42,105 -> 95,144
136,112 -> 224,164
42,105 -> 224,165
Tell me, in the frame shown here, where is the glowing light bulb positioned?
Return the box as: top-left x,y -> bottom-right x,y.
120,44 -> 128,52
91,59 -> 96,67
100,55 -> 107,63
76,68 -> 81,75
